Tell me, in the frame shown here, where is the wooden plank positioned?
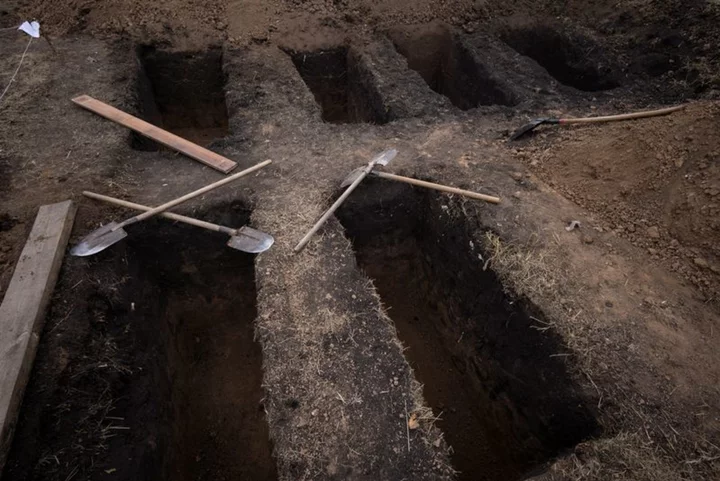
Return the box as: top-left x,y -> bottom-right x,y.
72,95 -> 237,174
0,201 -> 76,473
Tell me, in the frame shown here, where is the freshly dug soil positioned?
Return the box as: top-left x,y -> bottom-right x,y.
4,214 -> 277,481
337,182 -> 599,481
1,0 -> 719,480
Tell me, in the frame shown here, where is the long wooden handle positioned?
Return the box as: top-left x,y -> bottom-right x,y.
83,191 -> 236,235
119,159 -> 271,228
373,172 -> 501,204
294,165 -> 372,253
561,104 -> 686,124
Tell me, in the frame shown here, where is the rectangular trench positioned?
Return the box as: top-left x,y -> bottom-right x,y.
336,182 -> 599,481
3,207 -> 277,481
389,24 -> 518,109
132,46 -> 230,150
286,47 -> 389,124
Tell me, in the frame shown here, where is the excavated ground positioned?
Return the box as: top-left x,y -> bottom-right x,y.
1,1 -> 719,480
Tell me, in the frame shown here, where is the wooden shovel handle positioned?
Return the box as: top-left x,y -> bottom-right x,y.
293,164 -> 371,253
83,191 -> 236,235
560,104 -> 686,124
122,159 -> 271,227
374,172 -> 501,204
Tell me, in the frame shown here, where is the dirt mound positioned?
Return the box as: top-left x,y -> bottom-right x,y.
512,101 -> 720,303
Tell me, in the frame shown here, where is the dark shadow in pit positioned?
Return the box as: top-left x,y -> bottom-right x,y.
336,182 -> 600,481
4,204 -> 277,481
131,46 -> 230,150
500,24 -> 619,92
286,47 -> 388,124
389,24 -> 517,109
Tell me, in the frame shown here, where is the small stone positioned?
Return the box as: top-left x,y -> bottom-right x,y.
648,248 -> 658,255
694,257 -> 709,269
582,235 -> 594,244
511,171 -> 523,181
512,191 -> 521,199
627,224 -> 636,233
647,226 -> 660,239
605,300 -> 613,308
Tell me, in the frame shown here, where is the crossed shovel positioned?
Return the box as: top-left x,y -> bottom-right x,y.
293,149 -> 500,253
71,160 -> 274,256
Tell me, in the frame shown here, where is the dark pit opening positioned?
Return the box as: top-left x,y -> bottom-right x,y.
337,182 -> 600,481
500,24 -> 619,92
287,47 -> 388,124
4,206 -> 277,481
389,24 -> 517,109
132,46 -> 230,150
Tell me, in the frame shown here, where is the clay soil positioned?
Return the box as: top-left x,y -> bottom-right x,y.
1,0 -> 719,480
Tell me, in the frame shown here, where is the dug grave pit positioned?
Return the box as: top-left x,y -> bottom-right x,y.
336,181 -> 601,481
499,23 -> 619,92
131,46 -> 230,151
3,207 -> 277,481
286,47 -> 388,124
388,24 -> 517,110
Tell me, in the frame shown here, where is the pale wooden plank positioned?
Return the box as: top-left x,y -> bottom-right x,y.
0,200 -> 76,472
72,95 -> 237,174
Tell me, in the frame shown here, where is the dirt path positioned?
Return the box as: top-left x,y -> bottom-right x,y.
1,1 -> 719,480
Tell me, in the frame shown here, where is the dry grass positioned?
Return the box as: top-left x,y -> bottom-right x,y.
539,430 -> 720,481
481,230 -> 720,481
484,231 -> 565,302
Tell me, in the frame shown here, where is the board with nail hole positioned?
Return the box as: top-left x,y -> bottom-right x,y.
72,95 -> 237,174
0,200 -> 76,472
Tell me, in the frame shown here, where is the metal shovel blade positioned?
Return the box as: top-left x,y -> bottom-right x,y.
70,222 -> 128,257
340,149 -> 398,187
341,167 -> 365,188
227,226 -> 275,253
509,118 -> 550,141
374,148 -> 397,166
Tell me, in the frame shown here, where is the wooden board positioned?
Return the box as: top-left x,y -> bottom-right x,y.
72,95 -> 237,174
0,200 -> 76,472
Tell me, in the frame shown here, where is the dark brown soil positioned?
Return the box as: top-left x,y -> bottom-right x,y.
337,182 -> 599,481
4,214 -> 277,481
1,0 -> 720,480
389,23 -> 518,109
132,46 -> 230,149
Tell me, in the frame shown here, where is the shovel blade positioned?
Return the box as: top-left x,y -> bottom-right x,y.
227,226 -> 274,253
71,222 -> 128,257
341,167 -> 365,188
340,149 -> 398,187
509,118 -> 549,141
374,148 -> 397,166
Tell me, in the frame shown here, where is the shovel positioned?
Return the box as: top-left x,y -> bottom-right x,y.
82,191 -> 274,253
509,104 -> 686,140
342,169 -> 500,204
294,149 -> 397,253
71,159 -> 272,256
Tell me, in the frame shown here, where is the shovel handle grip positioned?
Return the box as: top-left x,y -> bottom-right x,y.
560,104 -> 686,124
373,172 -> 500,204
121,159 -> 271,227
83,191 -> 236,235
